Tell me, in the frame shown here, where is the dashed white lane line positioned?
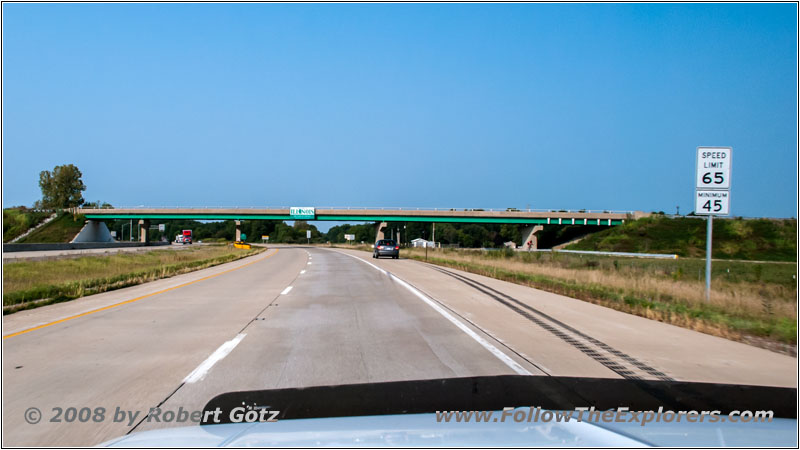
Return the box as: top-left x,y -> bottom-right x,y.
183,333 -> 246,383
334,251 -> 532,376
307,262 -> 312,265
300,270 -> 306,274
281,286 -> 293,295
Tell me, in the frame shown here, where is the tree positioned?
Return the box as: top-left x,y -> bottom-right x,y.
83,200 -> 113,209
38,164 -> 86,208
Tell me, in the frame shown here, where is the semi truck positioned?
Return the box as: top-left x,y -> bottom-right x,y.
175,229 -> 192,244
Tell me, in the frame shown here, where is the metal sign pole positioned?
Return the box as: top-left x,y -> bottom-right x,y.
705,215 -> 713,302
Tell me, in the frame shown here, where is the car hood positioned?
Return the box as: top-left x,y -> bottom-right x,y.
102,412 -> 796,447
102,375 -> 797,447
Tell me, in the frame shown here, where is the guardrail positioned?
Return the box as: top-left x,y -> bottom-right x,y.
528,249 -> 679,259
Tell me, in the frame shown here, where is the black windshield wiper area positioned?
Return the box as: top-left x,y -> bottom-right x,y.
200,375 -> 796,425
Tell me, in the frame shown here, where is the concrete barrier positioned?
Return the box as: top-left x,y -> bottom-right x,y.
3,242 -> 171,253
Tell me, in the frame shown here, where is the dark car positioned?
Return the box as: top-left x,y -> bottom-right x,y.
373,239 -> 399,259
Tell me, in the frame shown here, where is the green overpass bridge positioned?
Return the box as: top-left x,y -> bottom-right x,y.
74,207 -> 648,247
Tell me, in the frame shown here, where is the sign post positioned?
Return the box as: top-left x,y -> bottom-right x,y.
695,147 -> 732,302
306,229 -> 311,244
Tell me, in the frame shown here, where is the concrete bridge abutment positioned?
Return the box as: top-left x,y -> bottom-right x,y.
375,222 -> 388,243
521,225 -> 543,250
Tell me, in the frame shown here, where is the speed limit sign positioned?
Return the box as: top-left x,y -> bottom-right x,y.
695,147 -> 731,216
696,147 -> 731,190
695,146 -> 732,303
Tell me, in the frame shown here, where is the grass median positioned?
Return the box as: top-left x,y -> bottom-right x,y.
345,245 -> 796,352
3,245 -> 266,314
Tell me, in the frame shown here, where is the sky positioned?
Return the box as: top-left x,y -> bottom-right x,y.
2,3 -> 797,221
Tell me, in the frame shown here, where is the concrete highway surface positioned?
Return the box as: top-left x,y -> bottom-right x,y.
2,243 -> 195,262
2,246 -> 796,446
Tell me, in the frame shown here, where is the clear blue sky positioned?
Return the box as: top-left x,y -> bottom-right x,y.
3,3 -> 797,219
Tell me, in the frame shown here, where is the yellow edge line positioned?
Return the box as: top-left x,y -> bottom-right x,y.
3,249 -> 278,340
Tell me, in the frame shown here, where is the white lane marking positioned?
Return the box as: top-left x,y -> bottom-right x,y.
335,251 -> 531,376
307,262 -> 312,265
183,333 -> 246,383
300,270 -> 306,274
281,286 -> 293,295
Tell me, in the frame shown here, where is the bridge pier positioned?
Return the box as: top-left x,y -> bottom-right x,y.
138,219 -> 150,243
235,220 -> 242,241
375,222 -> 388,243
521,225 -> 543,250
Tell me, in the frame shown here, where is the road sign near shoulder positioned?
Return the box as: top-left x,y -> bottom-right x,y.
696,147 -> 732,189
695,190 -> 730,216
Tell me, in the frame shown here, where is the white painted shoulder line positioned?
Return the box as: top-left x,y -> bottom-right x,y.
281,286 -> 293,295
335,251 -> 531,376
183,333 -> 246,384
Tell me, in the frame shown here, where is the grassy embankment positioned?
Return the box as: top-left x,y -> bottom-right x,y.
14,212 -> 87,243
3,245 -> 265,313
3,209 -> 54,242
568,216 -> 797,261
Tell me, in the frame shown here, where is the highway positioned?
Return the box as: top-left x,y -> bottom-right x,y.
2,246 -> 796,446
2,243 -> 193,262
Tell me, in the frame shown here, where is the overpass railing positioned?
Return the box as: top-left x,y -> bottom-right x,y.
102,206 -> 640,214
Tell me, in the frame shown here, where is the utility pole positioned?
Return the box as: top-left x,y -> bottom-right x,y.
423,230 -> 427,261
432,223 -> 435,247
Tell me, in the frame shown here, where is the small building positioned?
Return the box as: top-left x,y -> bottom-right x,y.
411,238 -> 436,248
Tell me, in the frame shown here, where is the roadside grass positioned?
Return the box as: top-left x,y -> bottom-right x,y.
340,245 -> 796,348
3,209 -> 53,242
15,213 -> 87,243
3,245 -> 265,313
